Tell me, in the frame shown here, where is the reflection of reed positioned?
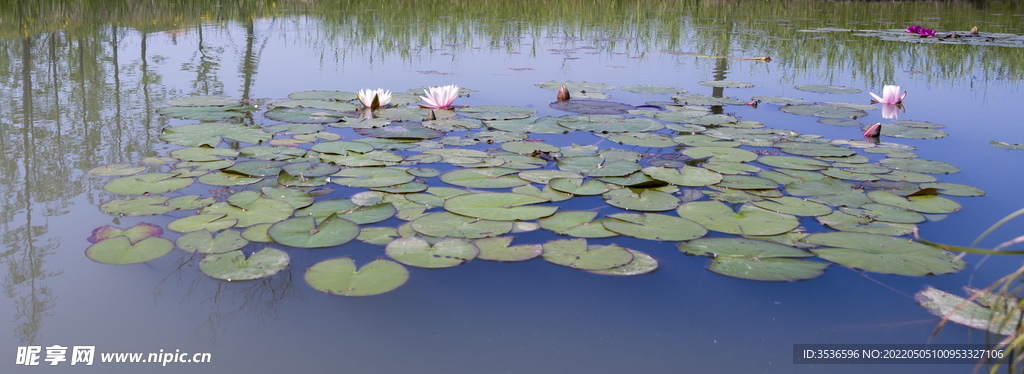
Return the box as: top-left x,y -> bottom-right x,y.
152,248 -> 303,345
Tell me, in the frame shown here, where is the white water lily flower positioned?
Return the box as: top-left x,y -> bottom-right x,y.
358,88 -> 391,109
419,85 -> 459,109
869,85 -> 906,104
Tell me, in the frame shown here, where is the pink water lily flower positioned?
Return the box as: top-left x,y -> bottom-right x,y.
869,85 -> 906,104
419,85 -> 459,109
917,28 -> 936,37
881,103 -> 900,119
906,25 -> 922,34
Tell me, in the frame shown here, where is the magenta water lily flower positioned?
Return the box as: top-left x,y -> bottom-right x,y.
906,25 -> 922,34
917,28 -> 936,37
869,85 -> 906,105
419,85 -> 459,109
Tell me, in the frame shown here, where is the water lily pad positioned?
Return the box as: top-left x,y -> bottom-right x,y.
815,211 -> 916,236
621,84 -> 686,94
802,232 -> 965,276
775,142 -> 855,157
793,84 -> 861,94
879,158 -> 960,174
87,223 -> 164,244
698,80 -> 755,88
677,201 -> 799,236
840,204 -> 926,224
199,247 -> 289,281
598,171 -> 665,187
780,104 -> 867,119
386,236 -> 478,268
87,163 -> 146,177
198,172 -> 263,187
548,178 -> 610,195
86,236 -> 174,265
866,190 -> 961,213
752,197 -> 832,216
602,213 -> 707,241
671,93 -> 746,106
501,141 -> 560,155
444,193 -> 557,221
200,197 -> 294,227
167,214 -> 238,233
919,182 -> 985,197
157,103 -> 254,120
268,99 -> 357,112
603,189 -> 679,211
541,239 -> 633,270
716,175 -> 780,190
915,286 -> 1018,336
642,166 -> 722,187
597,133 -> 676,147
538,211 -> 619,238
100,196 -> 175,216
104,173 -> 194,195
267,214 -> 359,248
549,100 -> 634,115
512,184 -> 573,202
682,147 -> 758,162
586,249 -> 659,276
160,122 -> 270,147
486,116 -> 570,134
265,107 -> 350,123
356,227 -> 400,245
679,237 -> 813,258
472,237 -> 544,262
866,124 -> 948,139
518,170 -> 582,184
757,156 -> 830,171
423,118 -> 482,132
459,105 -> 537,120
709,257 -> 828,281
305,257 -> 409,296
331,167 -> 415,188
239,145 -> 305,161
703,161 -> 761,175
286,90 -> 358,101
354,123 -> 446,139
990,140 -> 1024,150
439,167 -> 529,188
752,96 -> 812,105
241,224 -> 273,242
310,140 -> 374,155
175,230 -> 248,254
224,160 -> 286,177
410,212 -> 513,239
536,80 -> 615,93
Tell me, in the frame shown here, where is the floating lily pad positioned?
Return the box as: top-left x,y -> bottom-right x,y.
802,232 -> 965,276
160,122 -> 270,147
840,204 -> 925,224
200,197 -> 295,227
547,178 -> 609,196
199,247 -> 289,281
603,189 -> 679,212
602,213 -> 706,241
709,257 -> 828,281
167,214 -> 238,233
472,237 -> 544,262
410,212 -> 513,238
599,171 -> 665,187
815,211 -> 916,236
621,84 -> 686,94
919,182 -> 985,197
241,224 -> 273,242
157,103 -> 254,120
198,172 -> 263,187
87,163 -> 146,177
385,236 -> 478,268
223,160 -> 286,177
239,145 -> 305,161
597,133 -> 676,147
356,227 -> 400,245
780,104 -> 867,119
538,211 -> 619,238
459,105 -> 537,120
679,237 -> 813,258
286,90 -> 358,101
775,142 -> 855,157
268,99 -> 357,112
866,124 -> 948,139
672,93 -> 746,106
104,173 -> 194,195
752,96 -> 812,105
86,236 -> 174,265
677,201 -> 799,236
716,175 -> 780,190
757,156 -> 830,171
265,106 -> 350,123
439,167 -> 529,188
682,147 -> 758,163
751,197 -> 832,216
991,140 -> 1024,150
868,189 -> 959,212
501,141 -> 560,155
485,116 -> 570,134
550,100 -> 634,115
267,214 -> 359,248
512,184 -> 573,202
536,80 -> 615,93
518,170 -> 582,184
542,239 -> 633,270
100,196 -> 174,216
444,193 -> 557,221
331,168 -> 415,188
698,80 -> 755,88
915,286 -> 1018,336
422,118 -> 482,132
305,257 -> 409,296
175,230 -> 248,254
354,123 -> 446,140
793,84 -> 861,94
879,158 -> 960,174
558,116 -> 664,133
87,223 -> 164,244
586,249 -> 659,276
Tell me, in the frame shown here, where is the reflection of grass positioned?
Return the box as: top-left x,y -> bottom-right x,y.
917,208 -> 1024,371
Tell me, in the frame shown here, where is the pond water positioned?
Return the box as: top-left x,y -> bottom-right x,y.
3,1 -> 1024,373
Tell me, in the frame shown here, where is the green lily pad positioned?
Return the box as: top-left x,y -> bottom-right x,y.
586,249 -> 659,276
512,184 -> 573,202
198,172 -> 263,187
752,96 -> 812,105
223,160 -> 286,177
679,237 -> 813,258
501,141 -> 560,154
157,103 -> 254,120
268,99 -> 357,112
410,212 -> 513,239
386,236 -> 479,268
775,142 -> 855,157
677,201 -> 799,236
601,213 -> 706,241
751,197 -> 832,216
100,196 -> 174,216
444,193 -> 557,221
87,223 -> 164,244
548,178 -> 610,196
281,162 -> 341,178
780,104 -> 867,119
536,80 -> 615,93
160,122 -> 270,147
439,167 -> 529,188
991,140 -> 1024,150
541,239 -> 633,270
879,158 -> 960,174
472,237 -> 544,262
405,187 -> 471,207
703,161 -> 761,175
331,167 -> 415,188
298,199 -> 396,225
815,211 -> 916,236
267,214 -> 359,248
87,163 -> 146,177
642,166 -> 723,187
915,286 -> 1019,336
200,197 -> 295,227
598,171 -> 665,187
259,187 -> 313,209
557,116 -> 664,133
919,182 -> 985,197
603,189 -> 679,212
757,156 -> 830,171
305,257 -> 409,296
423,118 -> 483,132
277,170 -> 328,187
705,187 -> 763,204
459,105 -> 537,120
85,236 -> 174,265
597,133 -> 676,147
538,211 -> 620,238
310,140 -> 374,155
840,204 -> 926,224
621,84 -> 686,94
793,84 -> 861,94
716,175 -> 780,190
486,116 -> 570,134
867,190 -> 961,214
868,124 -> 948,139
709,257 -> 828,282
784,177 -> 859,197
241,224 -> 273,242
671,93 -> 746,106
175,230 -> 248,254
240,145 -> 306,161
682,147 -> 757,163
802,232 -> 965,276
356,227 -> 400,245
518,170 -> 582,184
199,247 -> 289,281
167,214 -> 238,233
265,106 -> 350,123
354,123 -> 446,139
698,80 -> 754,88
104,173 -> 194,195
170,147 -> 239,162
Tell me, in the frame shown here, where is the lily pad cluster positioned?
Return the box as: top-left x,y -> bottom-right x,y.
86,80 -> 980,295
798,27 -> 1024,49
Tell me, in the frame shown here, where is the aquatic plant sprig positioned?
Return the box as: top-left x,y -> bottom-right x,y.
419,85 -> 459,109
